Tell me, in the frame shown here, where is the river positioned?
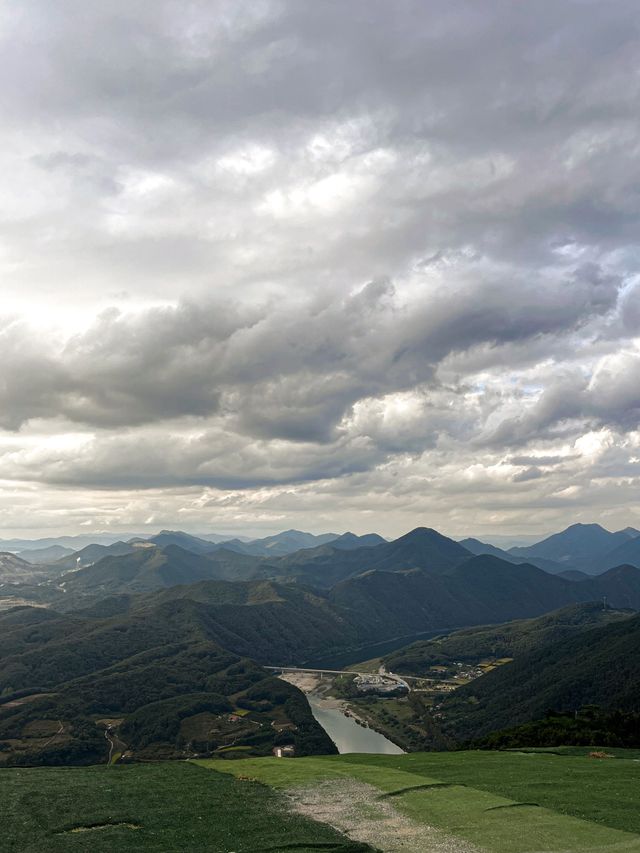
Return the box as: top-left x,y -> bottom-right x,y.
307,693 -> 404,755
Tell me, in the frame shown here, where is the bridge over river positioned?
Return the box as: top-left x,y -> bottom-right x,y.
265,665 -> 457,688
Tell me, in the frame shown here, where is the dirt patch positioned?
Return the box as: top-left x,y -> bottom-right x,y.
60,822 -> 141,834
279,671 -> 324,693
286,779 -> 483,853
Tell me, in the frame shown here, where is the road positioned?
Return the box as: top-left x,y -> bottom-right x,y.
265,665 -> 457,686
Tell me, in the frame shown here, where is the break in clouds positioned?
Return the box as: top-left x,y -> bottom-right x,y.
1,0 -> 640,537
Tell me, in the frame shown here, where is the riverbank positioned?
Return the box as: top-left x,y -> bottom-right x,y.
279,671 -> 368,723
278,671 -> 405,754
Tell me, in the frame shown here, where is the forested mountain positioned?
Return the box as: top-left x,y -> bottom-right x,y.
2,521 -> 640,767
55,545 -> 265,598
5,528 -> 640,627
384,602 -> 633,675
329,557 -> 640,637
440,613 -> 640,742
268,527 -> 473,589
0,596 -> 336,766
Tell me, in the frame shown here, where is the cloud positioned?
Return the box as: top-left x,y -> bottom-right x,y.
0,260 -> 627,438
0,1 -> 640,535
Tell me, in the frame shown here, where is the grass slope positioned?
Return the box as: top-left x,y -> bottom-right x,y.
0,762 -> 372,852
208,751 -> 640,852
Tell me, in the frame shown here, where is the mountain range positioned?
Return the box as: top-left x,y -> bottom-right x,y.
2,520 -> 640,765
4,526 -> 640,619
4,522 -> 640,585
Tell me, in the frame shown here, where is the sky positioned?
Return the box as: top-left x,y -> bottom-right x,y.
1,0 -> 640,541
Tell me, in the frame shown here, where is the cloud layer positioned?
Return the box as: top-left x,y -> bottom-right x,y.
0,1 -> 639,537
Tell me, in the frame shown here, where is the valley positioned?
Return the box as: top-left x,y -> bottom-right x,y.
2,524 -> 640,769
1,521 -> 640,852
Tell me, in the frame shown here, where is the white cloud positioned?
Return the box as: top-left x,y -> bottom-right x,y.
1,1 -> 640,536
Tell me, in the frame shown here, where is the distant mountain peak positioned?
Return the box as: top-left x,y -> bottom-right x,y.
397,526 -> 456,542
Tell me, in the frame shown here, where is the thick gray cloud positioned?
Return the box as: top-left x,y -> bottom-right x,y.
0,1 -> 639,537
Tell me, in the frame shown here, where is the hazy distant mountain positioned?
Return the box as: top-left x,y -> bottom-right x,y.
594,536 -> 640,572
556,569 -> 590,581
140,530 -> 220,555
55,540 -> 136,571
16,544 -> 74,564
269,527 -> 472,588
459,537 -> 518,561
0,553 -> 47,584
460,537 -> 569,575
0,534 -> 141,552
54,544 -> 265,599
329,532 -> 386,550
16,528 -> 461,603
508,523 -> 640,571
214,529 -> 341,557
194,532 -> 252,544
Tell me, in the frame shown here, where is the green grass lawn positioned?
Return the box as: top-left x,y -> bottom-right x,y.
0,762 -> 372,853
205,750 -> 640,853
337,750 -> 640,835
4,751 -> 640,853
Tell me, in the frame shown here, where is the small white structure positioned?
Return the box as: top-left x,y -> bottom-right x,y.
354,674 -> 409,695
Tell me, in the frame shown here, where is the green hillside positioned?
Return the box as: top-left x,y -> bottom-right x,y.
0,598 -> 336,766
1,762 -> 372,853
385,602 -> 634,675
55,544 -> 265,598
207,751 -> 640,852
440,612 -> 640,741
4,751 -> 640,852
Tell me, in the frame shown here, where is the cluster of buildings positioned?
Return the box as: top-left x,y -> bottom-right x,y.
353,674 -> 409,696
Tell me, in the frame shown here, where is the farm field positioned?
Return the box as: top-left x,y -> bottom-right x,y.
205,749 -> 640,853
0,761 -> 371,853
